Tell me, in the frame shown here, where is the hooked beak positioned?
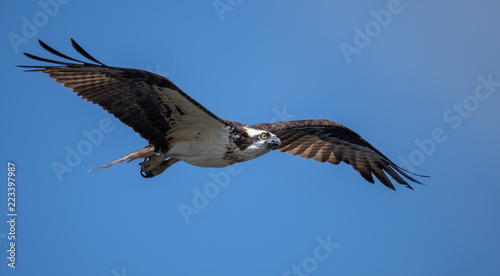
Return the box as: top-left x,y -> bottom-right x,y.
267,137 -> 281,150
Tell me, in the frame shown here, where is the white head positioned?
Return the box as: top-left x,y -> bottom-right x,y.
233,127 -> 281,162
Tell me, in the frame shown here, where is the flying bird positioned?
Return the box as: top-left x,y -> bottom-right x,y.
19,39 -> 425,190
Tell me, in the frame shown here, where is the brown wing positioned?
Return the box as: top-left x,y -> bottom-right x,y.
252,120 -> 425,190
19,39 -> 231,152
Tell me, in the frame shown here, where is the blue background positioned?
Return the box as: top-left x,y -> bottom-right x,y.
1,1 -> 500,275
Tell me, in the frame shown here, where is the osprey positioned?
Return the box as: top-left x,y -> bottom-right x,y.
20,39 -> 425,190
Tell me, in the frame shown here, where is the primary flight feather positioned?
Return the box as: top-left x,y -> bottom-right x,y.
19,39 -> 425,190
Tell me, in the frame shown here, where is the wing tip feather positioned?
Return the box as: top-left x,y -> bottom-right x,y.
18,39 -> 107,68
70,38 -> 106,65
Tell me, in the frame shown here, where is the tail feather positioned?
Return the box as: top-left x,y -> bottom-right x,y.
89,145 -> 155,172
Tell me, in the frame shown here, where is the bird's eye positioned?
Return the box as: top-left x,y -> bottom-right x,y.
260,133 -> 268,139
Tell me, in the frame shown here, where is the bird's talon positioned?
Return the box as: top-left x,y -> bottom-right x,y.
140,166 -> 154,178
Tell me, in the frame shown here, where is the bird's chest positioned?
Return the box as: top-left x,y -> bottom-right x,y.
166,127 -> 242,168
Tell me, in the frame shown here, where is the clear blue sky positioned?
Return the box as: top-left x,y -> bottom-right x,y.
1,1 -> 500,275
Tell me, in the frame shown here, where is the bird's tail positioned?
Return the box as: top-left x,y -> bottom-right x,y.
89,145 -> 156,172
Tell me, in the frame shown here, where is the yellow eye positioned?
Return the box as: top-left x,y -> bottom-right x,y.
260,133 -> 268,139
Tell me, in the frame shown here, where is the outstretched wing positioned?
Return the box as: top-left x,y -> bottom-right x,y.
19,39 -> 230,152
252,120 -> 425,190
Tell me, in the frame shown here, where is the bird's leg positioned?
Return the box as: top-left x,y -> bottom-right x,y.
140,157 -> 180,178
139,152 -> 163,167
139,152 -> 167,174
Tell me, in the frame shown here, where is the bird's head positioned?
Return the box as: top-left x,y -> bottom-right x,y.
246,129 -> 281,151
234,126 -> 281,161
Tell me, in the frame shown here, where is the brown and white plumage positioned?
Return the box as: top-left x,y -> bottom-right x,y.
19,39 -> 425,190
252,120 -> 423,190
